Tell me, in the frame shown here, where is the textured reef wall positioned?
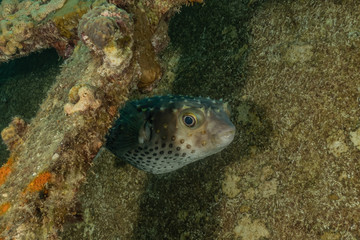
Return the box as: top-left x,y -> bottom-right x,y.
0,0 -> 194,239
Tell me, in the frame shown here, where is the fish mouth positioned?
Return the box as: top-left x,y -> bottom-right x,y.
220,130 -> 235,142
211,129 -> 236,147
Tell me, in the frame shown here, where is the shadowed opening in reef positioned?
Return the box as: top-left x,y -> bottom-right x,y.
0,49 -> 62,165
132,0 -> 272,239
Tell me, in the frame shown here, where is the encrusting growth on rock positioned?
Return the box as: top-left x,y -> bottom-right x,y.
0,117 -> 28,151
77,4 -> 134,77
64,85 -> 102,115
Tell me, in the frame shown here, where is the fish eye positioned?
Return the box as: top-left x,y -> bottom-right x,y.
182,114 -> 196,127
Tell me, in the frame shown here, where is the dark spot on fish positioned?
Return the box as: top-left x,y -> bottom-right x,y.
162,136 -> 166,140
168,151 -> 172,154
171,136 -> 176,141
161,143 -> 166,148
180,139 -> 185,144
159,151 -> 164,154
175,153 -> 179,157
176,147 -> 181,151
169,144 -> 173,148
141,153 -> 145,157
153,153 -> 157,156
191,150 -> 195,153
155,146 -> 159,150
182,153 -> 186,157
145,151 -> 149,154
147,157 -> 152,159
186,144 -> 191,149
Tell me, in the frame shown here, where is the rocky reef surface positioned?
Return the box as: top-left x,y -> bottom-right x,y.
1,0 -> 360,239
0,0 -> 195,238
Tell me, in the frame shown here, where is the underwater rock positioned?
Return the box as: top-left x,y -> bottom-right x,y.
78,3 -> 134,77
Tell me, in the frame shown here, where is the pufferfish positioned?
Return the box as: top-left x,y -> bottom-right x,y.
106,95 -> 236,174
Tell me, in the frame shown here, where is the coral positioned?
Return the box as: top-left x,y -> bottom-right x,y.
0,156 -> 13,186
0,0 -> 91,61
0,202 -> 11,216
233,216 -> 270,240
222,171 -> 241,198
78,4 -> 134,76
0,0 -> 18,18
350,127 -> 360,150
30,0 -> 67,22
1,117 -> 28,151
52,0 -> 90,39
326,130 -> 349,157
24,172 -> 52,193
64,85 -> 102,115
108,0 -> 134,9
132,4 -> 163,91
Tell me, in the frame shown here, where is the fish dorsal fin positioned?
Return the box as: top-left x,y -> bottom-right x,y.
106,102 -> 146,155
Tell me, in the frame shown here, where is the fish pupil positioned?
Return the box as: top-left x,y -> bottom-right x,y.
183,115 -> 196,127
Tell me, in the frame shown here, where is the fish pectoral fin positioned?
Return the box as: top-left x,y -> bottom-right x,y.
106,102 -> 146,154
138,121 -> 152,144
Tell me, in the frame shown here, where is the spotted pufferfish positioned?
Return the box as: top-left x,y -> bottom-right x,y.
106,95 -> 236,174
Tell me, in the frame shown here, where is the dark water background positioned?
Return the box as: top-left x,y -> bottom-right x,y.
0,49 -> 62,164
